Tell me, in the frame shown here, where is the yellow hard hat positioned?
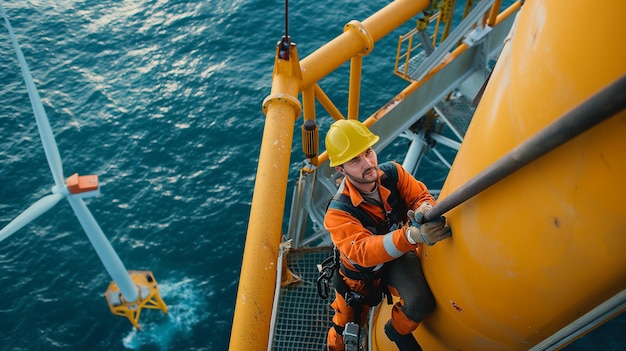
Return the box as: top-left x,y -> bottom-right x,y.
326,119 -> 379,167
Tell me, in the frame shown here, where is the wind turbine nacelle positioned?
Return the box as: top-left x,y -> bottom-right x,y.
66,173 -> 100,197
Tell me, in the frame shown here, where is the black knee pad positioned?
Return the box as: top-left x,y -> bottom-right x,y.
402,295 -> 436,322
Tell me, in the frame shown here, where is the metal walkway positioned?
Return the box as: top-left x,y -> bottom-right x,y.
270,247 -> 334,351
434,93 -> 476,139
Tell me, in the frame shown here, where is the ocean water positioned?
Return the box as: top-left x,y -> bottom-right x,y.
1,1 -> 623,351
0,1 -> 412,350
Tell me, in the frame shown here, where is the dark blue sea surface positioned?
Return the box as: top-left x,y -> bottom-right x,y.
1,1 -> 623,351
0,1 -> 414,350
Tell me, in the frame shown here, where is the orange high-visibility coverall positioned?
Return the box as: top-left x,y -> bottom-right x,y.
324,161 -> 436,351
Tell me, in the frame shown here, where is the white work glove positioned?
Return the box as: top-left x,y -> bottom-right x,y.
406,202 -> 452,246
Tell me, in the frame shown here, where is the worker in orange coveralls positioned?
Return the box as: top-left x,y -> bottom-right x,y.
323,119 -> 452,351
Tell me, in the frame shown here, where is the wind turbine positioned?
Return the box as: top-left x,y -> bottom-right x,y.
1,6 -> 167,329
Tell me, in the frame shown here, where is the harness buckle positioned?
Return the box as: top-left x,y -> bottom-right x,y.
316,250 -> 339,300
344,291 -> 366,308
342,322 -> 360,351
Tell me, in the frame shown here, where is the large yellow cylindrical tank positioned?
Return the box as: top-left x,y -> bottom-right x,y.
375,1 -> 626,350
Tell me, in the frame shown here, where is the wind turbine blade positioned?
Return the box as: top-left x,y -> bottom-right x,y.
0,193 -> 64,242
66,196 -> 139,302
1,6 -> 65,188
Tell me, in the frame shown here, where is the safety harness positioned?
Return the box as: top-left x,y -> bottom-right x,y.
317,162 -> 408,334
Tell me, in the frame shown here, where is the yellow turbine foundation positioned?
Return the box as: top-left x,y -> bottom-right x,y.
104,270 -> 168,330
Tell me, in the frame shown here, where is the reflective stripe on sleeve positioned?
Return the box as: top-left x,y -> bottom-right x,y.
382,232 -> 404,258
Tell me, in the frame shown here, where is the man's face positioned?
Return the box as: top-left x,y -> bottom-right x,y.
336,147 -> 379,185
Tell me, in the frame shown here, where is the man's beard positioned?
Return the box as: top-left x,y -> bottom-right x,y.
345,166 -> 378,185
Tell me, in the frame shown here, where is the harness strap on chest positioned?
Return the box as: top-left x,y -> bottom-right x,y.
327,162 -> 404,235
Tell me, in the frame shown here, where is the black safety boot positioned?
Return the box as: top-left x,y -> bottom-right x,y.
384,320 -> 422,351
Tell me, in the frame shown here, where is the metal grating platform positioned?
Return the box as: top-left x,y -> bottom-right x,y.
271,246 -> 334,351
397,50 -> 428,81
434,95 -> 476,140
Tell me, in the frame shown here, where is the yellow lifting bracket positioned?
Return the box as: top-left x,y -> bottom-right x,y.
104,270 -> 168,330
417,0 -> 438,32
439,0 -> 456,41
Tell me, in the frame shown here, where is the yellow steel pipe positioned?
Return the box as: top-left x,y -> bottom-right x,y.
315,84 -> 345,121
487,0 -> 503,26
229,43 -> 302,351
302,85 -> 316,122
299,0 -> 430,90
348,55 -> 363,120
360,0 -> 429,42
494,0 -> 522,26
